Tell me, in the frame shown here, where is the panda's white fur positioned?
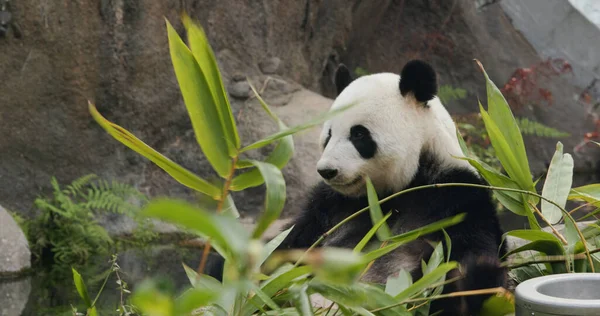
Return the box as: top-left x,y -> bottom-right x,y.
317,72 -> 473,197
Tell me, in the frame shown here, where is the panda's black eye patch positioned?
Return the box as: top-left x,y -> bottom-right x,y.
323,128 -> 332,149
349,125 -> 376,159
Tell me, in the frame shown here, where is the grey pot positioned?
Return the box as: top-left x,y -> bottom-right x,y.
515,273 -> 600,316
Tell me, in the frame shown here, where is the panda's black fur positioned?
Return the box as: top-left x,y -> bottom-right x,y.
277,61 -> 508,315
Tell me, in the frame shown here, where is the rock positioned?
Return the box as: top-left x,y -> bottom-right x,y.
2,0 -> 598,227
228,81 -> 251,99
0,277 -> 31,316
232,73 -> 247,82
259,57 -> 282,74
0,206 -> 30,276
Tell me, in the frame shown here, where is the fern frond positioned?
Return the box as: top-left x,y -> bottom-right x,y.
65,174 -> 98,196
438,85 -> 468,103
516,117 -> 570,138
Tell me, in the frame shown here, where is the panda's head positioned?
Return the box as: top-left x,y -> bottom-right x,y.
317,60 -> 468,196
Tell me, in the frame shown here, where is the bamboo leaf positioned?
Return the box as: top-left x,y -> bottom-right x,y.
166,20 -> 231,177
141,198 -> 249,261
479,103 -> 530,191
242,265 -> 312,315
182,263 -> 223,292
362,214 -> 465,264
457,155 -> 528,216
130,279 -> 175,316
231,82 -> 294,191
366,177 -> 392,241
541,142 -> 573,224
569,184 -> 600,203
72,268 -> 92,307
476,60 -> 533,190
89,102 -> 221,198
394,262 -> 458,301
240,101 -> 357,152
258,226 -> 294,269
479,292 -> 515,316
182,15 -> 240,154
354,212 -> 393,253
175,288 -> 219,315
385,214 -> 465,243
290,284 -> 314,316
385,269 -> 412,297
250,160 -> 287,239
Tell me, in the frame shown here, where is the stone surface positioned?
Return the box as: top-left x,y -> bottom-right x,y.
259,57 -> 281,74
228,80 -> 251,99
1,0 -> 598,223
0,206 -> 30,276
0,277 -> 31,316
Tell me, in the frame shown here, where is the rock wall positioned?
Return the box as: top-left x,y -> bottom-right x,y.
1,0 -> 598,219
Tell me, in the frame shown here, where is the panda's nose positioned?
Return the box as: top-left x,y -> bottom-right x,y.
318,168 -> 338,180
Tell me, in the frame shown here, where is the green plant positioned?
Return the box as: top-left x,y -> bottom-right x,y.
354,66 -> 370,77
28,174 -> 156,267
437,84 -> 467,104
81,15 -> 600,316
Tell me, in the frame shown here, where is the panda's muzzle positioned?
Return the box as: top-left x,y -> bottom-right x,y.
330,175 -> 363,188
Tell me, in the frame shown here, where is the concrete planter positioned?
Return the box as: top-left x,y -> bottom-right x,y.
515,273 -> 600,315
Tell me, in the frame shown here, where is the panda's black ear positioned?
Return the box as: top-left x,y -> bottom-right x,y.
399,60 -> 438,104
335,64 -> 354,95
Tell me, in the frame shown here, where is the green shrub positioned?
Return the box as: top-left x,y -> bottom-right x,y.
27,174 -> 156,267
75,15 -> 600,316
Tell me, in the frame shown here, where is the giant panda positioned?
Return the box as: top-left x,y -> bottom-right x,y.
276,60 -> 508,315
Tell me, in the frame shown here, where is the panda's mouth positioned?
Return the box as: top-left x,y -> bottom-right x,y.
332,175 -> 363,188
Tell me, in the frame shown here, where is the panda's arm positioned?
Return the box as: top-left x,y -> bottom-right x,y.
276,182 -> 332,250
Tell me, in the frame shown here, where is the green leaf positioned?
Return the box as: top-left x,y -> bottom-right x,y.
394,262 -> 458,301
479,293 -> 515,316
258,226 -> 294,269
250,282 -> 282,312
240,101 -> 357,152
174,288 -> 219,315
456,127 -> 470,156
362,214 -> 465,264
310,248 -> 366,284
230,81 -> 295,191
354,212 -> 393,253
72,267 -> 92,307
290,284 -> 314,316
166,20 -> 232,177
425,242 -> 445,275
89,103 -> 221,198
182,15 -> 240,154
386,214 -> 465,243
222,194 -> 240,219
476,60 -> 533,190
249,160 -> 287,239
242,265 -> 312,315
309,281 -> 411,316
130,279 -> 175,316
504,240 -> 565,258
141,198 -> 249,261
541,142 -> 573,224
479,103 -> 531,191
182,263 -> 223,292
503,230 -> 565,257
569,184 -> 600,203
366,177 -> 392,241
442,229 -> 452,263
385,269 -> 413,297
458,155 -> 528,215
